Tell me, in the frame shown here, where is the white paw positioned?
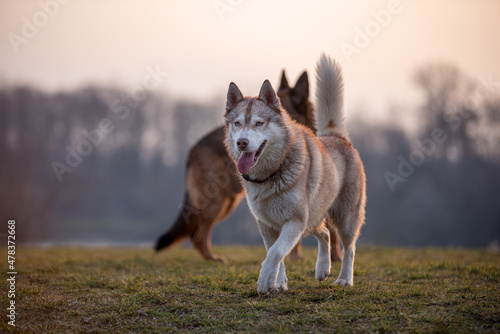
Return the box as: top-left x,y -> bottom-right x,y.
316,267 -> 330,281
333,278 -> 353,286
315,260 -> 330,281
257,260 -> 279,295
257,273 -> 276,295
275,271 -> 288,292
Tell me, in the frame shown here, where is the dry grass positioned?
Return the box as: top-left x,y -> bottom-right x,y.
1,246 -> 498,333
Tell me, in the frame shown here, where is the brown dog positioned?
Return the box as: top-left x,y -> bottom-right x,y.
155,71 -> 342,263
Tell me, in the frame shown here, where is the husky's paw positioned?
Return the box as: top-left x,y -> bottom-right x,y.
275,272 -> 288,292
257,275 -> 276,295
257,257 -> 281,295
333,278 -> 353,286
316,267 -> 330,281
315,260 -> 330,281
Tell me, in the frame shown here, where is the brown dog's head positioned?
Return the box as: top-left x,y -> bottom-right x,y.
277,71 -> 316,133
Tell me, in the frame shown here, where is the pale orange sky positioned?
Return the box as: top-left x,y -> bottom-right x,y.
1,0 -> 499,121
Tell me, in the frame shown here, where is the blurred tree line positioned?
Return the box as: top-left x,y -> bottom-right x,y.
1,63 -> 499,247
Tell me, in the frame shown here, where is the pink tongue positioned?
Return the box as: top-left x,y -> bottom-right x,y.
237,151 -> 256,174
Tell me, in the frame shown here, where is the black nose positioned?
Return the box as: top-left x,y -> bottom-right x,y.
237,138 -> 249,150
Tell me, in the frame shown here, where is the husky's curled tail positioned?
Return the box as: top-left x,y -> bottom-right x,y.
315,54 -> 347,138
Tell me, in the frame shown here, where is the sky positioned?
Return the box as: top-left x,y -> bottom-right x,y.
1,0 -> 499,122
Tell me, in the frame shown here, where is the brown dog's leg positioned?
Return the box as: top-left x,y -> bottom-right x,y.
288,241 -> 303,261
287,227 -> 341,262
191,220 -> 225,263
189,193 -> 244,263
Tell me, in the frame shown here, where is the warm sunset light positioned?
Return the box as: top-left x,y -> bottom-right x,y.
0,2 -> 499,331
1,1 -> 499,117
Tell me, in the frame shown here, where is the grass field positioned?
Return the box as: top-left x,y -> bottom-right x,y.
1,246 -> 499,333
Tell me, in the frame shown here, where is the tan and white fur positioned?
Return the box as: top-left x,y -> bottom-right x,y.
224,55 -> 366,294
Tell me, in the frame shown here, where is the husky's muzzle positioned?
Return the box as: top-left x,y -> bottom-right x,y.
236,139 -> 267,174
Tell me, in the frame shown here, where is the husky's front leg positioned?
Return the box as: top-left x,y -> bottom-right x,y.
257,221 -> 287,292
257,221 -> 304,295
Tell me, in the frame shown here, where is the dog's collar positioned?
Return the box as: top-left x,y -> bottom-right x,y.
241,168 -> 280,184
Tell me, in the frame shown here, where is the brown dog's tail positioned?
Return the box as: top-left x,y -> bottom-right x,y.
154,195 -> 191,252
315,54 -> 347,138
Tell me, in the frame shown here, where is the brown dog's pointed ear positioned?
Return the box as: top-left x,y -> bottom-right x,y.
226,82 -> 244,112
278,70 -> 289,91
258,80 -> 280,110
291,71 -> 309,104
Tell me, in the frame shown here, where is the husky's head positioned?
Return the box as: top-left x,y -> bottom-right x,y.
224,80 -> 290,175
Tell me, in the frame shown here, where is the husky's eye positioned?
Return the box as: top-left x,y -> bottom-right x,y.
234,121 -> 241,127
256,121 -> 264,126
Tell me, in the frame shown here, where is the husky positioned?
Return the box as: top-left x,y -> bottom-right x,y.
224,55 -> 366,294
155,71 -> 343,263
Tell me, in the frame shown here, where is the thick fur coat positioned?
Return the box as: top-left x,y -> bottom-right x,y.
224,55 -> 366,294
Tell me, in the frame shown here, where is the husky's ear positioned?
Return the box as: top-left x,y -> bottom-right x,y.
226,82 -> 244,112
291,71 -> 309,104
278,70 -> 289,91
258,80 -> 280,110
